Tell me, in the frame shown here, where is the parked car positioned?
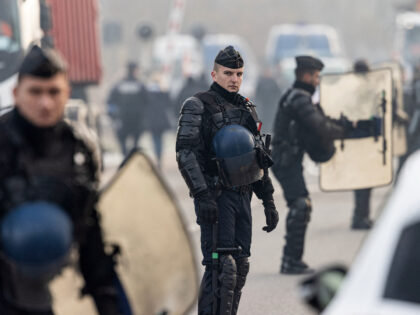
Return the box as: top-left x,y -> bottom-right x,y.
202,33 -> 258,98
265,23 -> 351,89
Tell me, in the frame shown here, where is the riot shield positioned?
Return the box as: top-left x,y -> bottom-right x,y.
319,69 -> 393,191
50,151 -> 198,315
374,61 -> 408,156
97,150 -> 198,315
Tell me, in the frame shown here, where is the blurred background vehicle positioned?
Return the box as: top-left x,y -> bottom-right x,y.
300,150 -> 420,315
265,23 -> 351,90
394,12 -> 420,82
151,33 -> 204,100
0,0 -> 43,109
202,33 -> 259,98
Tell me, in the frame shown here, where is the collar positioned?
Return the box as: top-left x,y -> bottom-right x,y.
12,108 -> 66,145
210,82 -> 241,105
293,80 -> 316,96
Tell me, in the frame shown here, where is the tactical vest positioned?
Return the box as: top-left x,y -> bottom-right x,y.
195,90 -> 268,184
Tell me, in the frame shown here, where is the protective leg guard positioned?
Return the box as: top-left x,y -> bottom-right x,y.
218,255 -> 237,315
231,257 -> 249,315
281,197 -> 313,275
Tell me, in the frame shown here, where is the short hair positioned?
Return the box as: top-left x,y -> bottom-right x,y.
213,63 -> 220,71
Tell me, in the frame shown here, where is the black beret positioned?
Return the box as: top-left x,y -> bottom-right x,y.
295,55 -> 324,71
353,59 -> 370,73
215,45 -> 244,69
18,45 -> 67,79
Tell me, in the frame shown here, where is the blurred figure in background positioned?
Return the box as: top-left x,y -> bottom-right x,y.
145,71 -> 173,169
351,59 -> 373,230
255,65 -> 282,132
175,73 -> 208,117
107,61 -> 149,156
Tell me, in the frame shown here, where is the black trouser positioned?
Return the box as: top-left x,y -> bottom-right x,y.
353,188 -> 372,222
272,160 -> 311,261
117,125 -> 142,156
195,189 -> 252,315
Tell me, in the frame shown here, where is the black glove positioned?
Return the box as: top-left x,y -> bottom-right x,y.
356,117 -> 381,137
195,190 -> 218,224
262,199 -> 279,232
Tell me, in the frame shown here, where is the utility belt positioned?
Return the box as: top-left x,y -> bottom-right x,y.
208,175 -> 252,196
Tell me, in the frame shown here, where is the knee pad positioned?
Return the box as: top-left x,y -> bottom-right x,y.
219,255 -> 237,290
287,197 -> 312,226
235,257 -> 249,291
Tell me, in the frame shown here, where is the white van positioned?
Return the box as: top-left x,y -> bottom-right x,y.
152,34 -> 204,99
265,24 -> 350,88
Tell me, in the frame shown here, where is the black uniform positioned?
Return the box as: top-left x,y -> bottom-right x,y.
271,79 -> 349,274
176,78 -> 278,314
107,72 -> 148,156
0,109 -> 123,315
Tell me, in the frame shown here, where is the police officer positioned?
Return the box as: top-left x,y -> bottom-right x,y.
0,46 -> 123,314
176,46 -> 279,314
351,59 -> 373,230
107,61 -> 148,156
271,56 -> 353,275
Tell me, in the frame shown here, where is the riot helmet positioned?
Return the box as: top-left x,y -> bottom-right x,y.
1,201 -> 73,278
212,124 -> 263,187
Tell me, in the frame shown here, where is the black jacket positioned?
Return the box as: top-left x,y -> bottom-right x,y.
176,82 -> 274,201
272,80 -> 347,165
0,109 -> 115,311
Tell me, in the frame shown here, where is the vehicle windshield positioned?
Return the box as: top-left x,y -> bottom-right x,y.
274,33 -> 332,61
404,26 -> 420,64
0,0 -> 21,53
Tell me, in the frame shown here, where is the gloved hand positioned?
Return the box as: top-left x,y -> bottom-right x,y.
356,117 -> 382,137
262,199 -> 279,232
195,190 -> 218,224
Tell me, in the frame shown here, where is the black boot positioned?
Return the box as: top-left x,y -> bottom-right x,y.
280,197 -> 313,275
280,256 -> 314,275
351,189 -> 373,230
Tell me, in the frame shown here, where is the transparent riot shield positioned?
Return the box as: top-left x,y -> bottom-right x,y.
98,150 -> 198,315
319,69 -> 393,191
374,61 -> 408,156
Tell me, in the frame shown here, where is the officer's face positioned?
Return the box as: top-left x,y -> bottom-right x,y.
13,74 -> 70,128
211,65 -> 244,93
308,70 -> 321,87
